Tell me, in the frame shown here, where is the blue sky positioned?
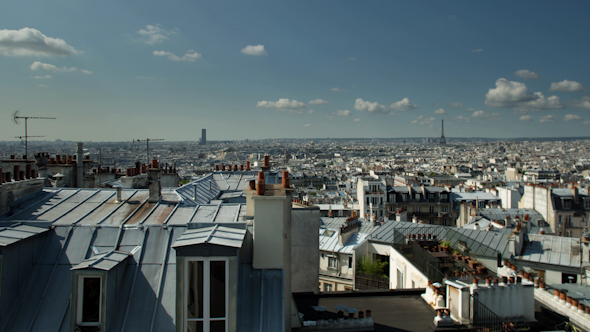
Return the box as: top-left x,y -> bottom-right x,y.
1,0 -> 590,141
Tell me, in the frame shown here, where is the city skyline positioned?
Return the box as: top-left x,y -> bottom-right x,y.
1,1 -> 590,142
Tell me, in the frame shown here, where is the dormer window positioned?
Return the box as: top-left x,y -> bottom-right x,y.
173,225 -> 245,332
77,276 -> 102,328
186,258 -> 228,331
563,199 -> 571,209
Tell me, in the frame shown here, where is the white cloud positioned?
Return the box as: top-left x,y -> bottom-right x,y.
411,115 -> 435,125
514,92 -> 564,112
354,98 -> 389,114
514,69 -> 539,80
485,78 -> 538,107
472,110 -> 501,119
241,44 -> 267,56
564,114 -> 582,121
584,121 -> 590,126
257,98 -> 308,113
454,116 -> 471,123
569,96 -> 590,109
520,115 -> 533,121
331,87 -> 348,92
325,116 -> 333,120
31,75 -> 52,79
38,84 -> 47,88
333,110 -> 352,117
348,57 -> 356,60
304,124 -> 311,127
540,114 -> 557,123
309,99 -> 329,105
434,108 -> 446,115
30,61 -> 92,74
390,97 -> 418,111
353,118 -> 361,122
0,28 -> 79,57
471,48 -> 483,53
153,50 -> 201,62
466,107 -> 477,112
549,80 -> 584,92
307,109 -> 315,114
449,102 -> 463,108
136,24 -> 174,45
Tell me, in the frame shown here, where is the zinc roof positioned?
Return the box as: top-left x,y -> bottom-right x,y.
172,224 -> 246,249
516,233 -> 581,268
0,224 -> 49,247
71,250 -> 131,271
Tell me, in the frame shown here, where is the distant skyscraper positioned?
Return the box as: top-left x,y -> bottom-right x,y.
439,120 -> 446,145
201,129 -> 206,145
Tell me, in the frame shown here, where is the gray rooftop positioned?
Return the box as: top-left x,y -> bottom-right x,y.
0,224 -> 49,247
516,233 -> 581,270
173,224 -> 246,249
71,250 -> 132,271
370,221 -> 513,259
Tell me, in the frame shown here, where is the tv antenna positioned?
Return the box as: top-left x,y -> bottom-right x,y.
134,138 -> 164,166
12,110 -> 56,161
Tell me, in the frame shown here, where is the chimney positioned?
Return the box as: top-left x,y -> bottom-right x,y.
282,171 -> 290,188
256,172 -> 265,195
572,185 -> 580,203
215,165 -> 219,171
240,165 -> 244,171
151,159 -> 159,169
248,169 -> 293,329
148,161 -> 161,203
25,164 -> 32,179
246,161 -> 251,171
13,165 -> 20,181
76,142 -> 84,188
261,155 -> 271,172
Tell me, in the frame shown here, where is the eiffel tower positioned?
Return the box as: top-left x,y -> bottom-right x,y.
439,119 -> 447,144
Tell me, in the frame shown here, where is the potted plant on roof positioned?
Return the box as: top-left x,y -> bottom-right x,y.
440,240 -> 451,252
468,258 -> 478,269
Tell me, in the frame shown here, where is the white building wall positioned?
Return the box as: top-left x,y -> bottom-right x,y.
368,242 -> 428,289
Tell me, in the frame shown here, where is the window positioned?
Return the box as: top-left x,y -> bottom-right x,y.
442,219 -> 448,226
585,199 -> 590,209
563,199 -> 571,209
185,258 -> 228,332
324,283 -> 333,292
441,206 -> 448,213
415,194 -> 420,201
415,206 -> 420,213
348,257 -> 353,269
328,256 -> 337,269
77,276 -> 102,327
429,206 -> 435,214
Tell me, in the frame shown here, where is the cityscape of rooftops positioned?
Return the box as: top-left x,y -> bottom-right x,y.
2,1 -> 590,332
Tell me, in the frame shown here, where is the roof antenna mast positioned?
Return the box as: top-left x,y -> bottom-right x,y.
12,110 -> 57,161
134,138 -> 164,166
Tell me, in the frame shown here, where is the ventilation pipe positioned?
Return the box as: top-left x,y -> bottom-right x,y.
115,186 -> 123,203
193,183 -> 199,200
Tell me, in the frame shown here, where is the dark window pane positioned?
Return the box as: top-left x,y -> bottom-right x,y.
210,320 -> 226,332
187,320 -> 203,332
188,261 -> 204,319
210,261 -> 226,318
82,277 -> 101,322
